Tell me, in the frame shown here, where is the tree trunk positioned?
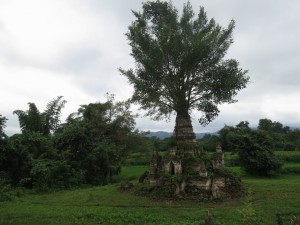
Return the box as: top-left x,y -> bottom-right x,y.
174,112 -> 197,155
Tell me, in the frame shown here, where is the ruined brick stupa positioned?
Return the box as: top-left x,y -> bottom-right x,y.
141,115 -> 238,199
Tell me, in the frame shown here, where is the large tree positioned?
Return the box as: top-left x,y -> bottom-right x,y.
120,1 -> 249,154
54,96 -> 138,184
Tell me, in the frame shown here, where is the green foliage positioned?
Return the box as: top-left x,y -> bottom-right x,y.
1,134 -> 33,186
0,114 -> 7,136
218,121 -> 251,151
257,119 -> 300,150
280,163 -> 300,174
30,159 -> 79,192
44,96 -> 67,132
84,143 -> 122,184
198,134 -> 220,152
219,119 -> 300,153
285,129 -> 300,150
54,96 -> 139,185
0,172 -> 25,202
236,131 -> 282,176
0,176 -> 13,201
120,1 -> 249,124
13,96 -> 66,136
136,176 -> 178,200
148,136 -> 176,152
275,151 -> 300,163
54,121 -> 91,167
113,165 -> 148,183
276,213 -> 284,225
181,154 -> 210,178
1,95 -> 143,192
224,153 -> 240,167
0,115 -> 9,174
258,118 -> 289,133
218,121 -> 283,176
0,131 -> 61,187
238,193 -> 259,225
125,152 -> 151,166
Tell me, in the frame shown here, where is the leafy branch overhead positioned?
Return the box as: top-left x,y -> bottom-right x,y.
120,1 -> 249,124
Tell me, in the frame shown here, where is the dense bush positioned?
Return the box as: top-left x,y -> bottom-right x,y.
236,131 -> 282,176
0,97 -> 147,194
30,159 -> 79,192
0,175 -> 24,202
218,121 -> 283,176
198,134 -> 221,152
0,176 -> 14,201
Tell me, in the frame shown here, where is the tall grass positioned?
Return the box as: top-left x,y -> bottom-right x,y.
1,151 -> 299,224
1,165 -> 299,225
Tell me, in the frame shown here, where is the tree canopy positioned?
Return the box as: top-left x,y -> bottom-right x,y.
1,95 -> 146,192
13,96 -> 66,136
120,1 -> 249,125
0,115 -> 7,141
0,115 -> 7,134
54,96 -> 139,184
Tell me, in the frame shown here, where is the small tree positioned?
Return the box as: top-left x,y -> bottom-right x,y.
219,121 -> 282,176
232,131 -> 282,176
120,1 -> 249,153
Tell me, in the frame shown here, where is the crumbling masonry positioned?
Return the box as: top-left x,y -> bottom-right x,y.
145,144 -> 226,198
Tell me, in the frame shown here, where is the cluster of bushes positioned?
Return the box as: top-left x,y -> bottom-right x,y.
198,119 -> 300,176
0,96 -> 150,197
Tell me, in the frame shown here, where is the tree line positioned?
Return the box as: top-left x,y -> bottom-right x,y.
200,119 -> 300,152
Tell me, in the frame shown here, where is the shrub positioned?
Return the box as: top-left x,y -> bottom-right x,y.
0,175 -> 24,202
234,131 -> 282,176
0,177 -> 13,201
30,159 -> 78,192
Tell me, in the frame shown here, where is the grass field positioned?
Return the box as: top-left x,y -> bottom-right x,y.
1,164 -> 299,225
1,151 -> 299,224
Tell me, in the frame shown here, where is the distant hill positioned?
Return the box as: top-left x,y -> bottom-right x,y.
145,131 -> 213,140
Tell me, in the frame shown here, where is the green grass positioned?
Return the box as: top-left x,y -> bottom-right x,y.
113,165 -> 148,182
1,165 -> 299,225
275,151 -> 300,156
1,150 -> 299,225
281,163 -> 300,174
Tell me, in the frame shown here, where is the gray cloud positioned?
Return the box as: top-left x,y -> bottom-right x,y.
1,0 -> 300,135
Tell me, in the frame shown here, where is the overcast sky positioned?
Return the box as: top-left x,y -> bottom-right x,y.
1,0 -> 300,135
